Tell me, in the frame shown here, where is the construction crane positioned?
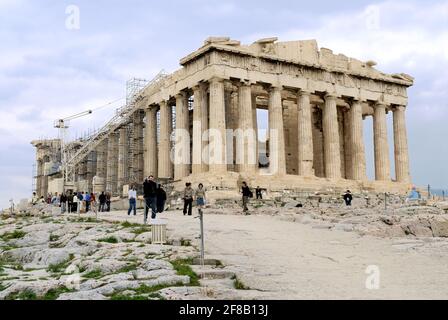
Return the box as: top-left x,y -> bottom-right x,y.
54,110 -> 93,186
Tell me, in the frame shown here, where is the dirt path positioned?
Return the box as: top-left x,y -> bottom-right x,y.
101,210 -> 448,300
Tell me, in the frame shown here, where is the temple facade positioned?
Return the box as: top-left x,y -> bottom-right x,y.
33,37 -> 414,197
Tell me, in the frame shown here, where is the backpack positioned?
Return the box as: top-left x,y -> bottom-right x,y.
248,190 -> 254,198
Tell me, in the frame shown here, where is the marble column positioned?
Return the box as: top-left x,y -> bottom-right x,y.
312,108 -> 325,178
95,139 -> 108,192
192,86 -> 205,175
144,106 -> 158,178
208,78 -> 227,173
86,151 -> 96,192
393,105 -> 411,183
174,93 -> 190,180
236,83 -> 256,173
350,100 -> 367,181
343,110 -> 353,180
117,127 -> 128,194
323,94 -> 341,179
268,86 -> 286,175
36,159 -> 43,197
106,132 -> 119,195
200,85 -> 209,173
158,101 -> 174,179
252,94 -> 259,169
133,111 -> 145,183
373,103 -> 391,181
297,90 -> 314,176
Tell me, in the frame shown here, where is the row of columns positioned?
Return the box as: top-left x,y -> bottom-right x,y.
85,78 -> 410,196
140,79 -> 410,184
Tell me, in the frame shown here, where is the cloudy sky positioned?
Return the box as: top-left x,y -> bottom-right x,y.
0,0 -> 447,208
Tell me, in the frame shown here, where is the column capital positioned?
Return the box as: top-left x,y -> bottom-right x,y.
393,105 -> 406,112
324,92 -> 339,100
209,76 -> 225,84
175,91 -> 188,100
299,89 -> 312,96
269,84 -> 283,93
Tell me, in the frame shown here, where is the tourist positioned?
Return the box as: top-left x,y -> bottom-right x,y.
196,183 -> 206,211
256,186 -> 263,200
343,190 -> 353,206
67,191 -> 74,213
51,192 -> 59,206
90,192 -> 97,214
241,182 -> 253,214
183,183 -> 194,216
128,185 -> 137,216
406,186 -> 421,203
99,192 -> 106,212
156,184 -> 167,214
143,175 -> 157,223
31,192 -> 39,205
60,192 -> 67,214
105,192 -> 111,212
84,192 -> 91,212
73,193 -> 80,215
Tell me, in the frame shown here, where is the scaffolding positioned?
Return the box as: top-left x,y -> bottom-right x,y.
126,78 -> 149,105
62,70 -> 169,186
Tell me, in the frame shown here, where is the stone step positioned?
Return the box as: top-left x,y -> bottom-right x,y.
191,258 -> 223,266
191,265 -> 235,279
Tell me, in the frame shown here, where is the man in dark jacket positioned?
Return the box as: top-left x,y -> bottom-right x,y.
143,175 -> 158,223
156,184 -> 167,214
98,192 -> 106,212
343,190 -> 353,206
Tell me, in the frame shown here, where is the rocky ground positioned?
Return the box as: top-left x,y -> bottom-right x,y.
0,208 -> 263,300
2,196 -> 448,300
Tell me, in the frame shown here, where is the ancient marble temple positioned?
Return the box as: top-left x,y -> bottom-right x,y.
33,37 -> 414,197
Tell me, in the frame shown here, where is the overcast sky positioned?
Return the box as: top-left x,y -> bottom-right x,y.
0,0 -> 447,208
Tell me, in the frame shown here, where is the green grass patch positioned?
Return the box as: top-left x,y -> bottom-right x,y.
110,292 -> 164,300
121,221 -> 142,228
83,269 -> 103,279
117,264 -> 138,273
47,254 -> 74,273
97,236 -> 119,244
0,282 -> 8,291
232,275 -> 250,290
6,289 -> 37,300
43,287 -> 73,300
131,227 -> 151,235
1,230 -> 26,241
49,234 -> 60,242
170,258 -> 200,286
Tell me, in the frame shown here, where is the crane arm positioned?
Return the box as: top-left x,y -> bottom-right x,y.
60,110 -> 93,121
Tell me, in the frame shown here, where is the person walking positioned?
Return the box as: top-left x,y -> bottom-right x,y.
98,192 -> 106,212
84,192 -> 91,212
241,181 -> 253,215
60,193 -> 67,214
196,183 -> 206,210
343,190 -> 353,206
143,175 -> 157,223
105,192 -> 111,212
73,193 -> 80,215
67,191 -> 74,213
31,192 -> 39,205
90,192 -> 97,214
128,185 -> 137,216
183,183 -> 194,216
156,184 -> 167,214
256,186 -> 263,200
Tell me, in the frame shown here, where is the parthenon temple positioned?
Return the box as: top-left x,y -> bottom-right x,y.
32,37 -> 414,197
